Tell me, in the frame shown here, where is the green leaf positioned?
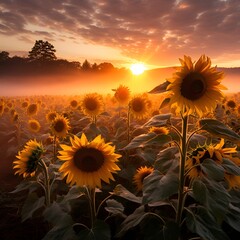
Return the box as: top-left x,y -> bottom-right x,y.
143,114 -> 172,127
116,205 -> 160,238
163,221 -> 179,240
113,184 -> 142,204
192,179 -> 209,204
122,132 -> 172,150
77,220 -> 111,240
148,81 -> 170,94
105,199 -> 125,216
142,170 -> 179,204
201,158 -> 225,181
60,185 -> 85,204
186,206 -> 230,240
42,202 -> 76,240
10,180 -> 39,194
154,146 -> 179,174
21,193 -> 45,222
191,177 -> 231,220
188,134 -> 207,149
225,203 -> 240,232
222,158 -> 240,175
199,119 -> 240,143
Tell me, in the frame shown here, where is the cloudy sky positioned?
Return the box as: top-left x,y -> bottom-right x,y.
0,0 -> 240,68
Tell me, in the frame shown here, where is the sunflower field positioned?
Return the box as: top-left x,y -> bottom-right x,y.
1,55 -> 240,240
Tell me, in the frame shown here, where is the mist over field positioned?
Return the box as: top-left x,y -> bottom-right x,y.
0,67 -> 239,96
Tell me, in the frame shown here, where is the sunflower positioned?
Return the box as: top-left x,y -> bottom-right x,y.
133,166 -> 154,191
58,133 -> 121,189
149,126 -> 169,135
186,139 -> 239,189
167,55 -> 226,116
28,119 -> 41,133
50,114 -> 70,138
26,103 -> 38,116
113,84 -> 131,105
226,100 -> 236,109
70,99 -> 78,109
21,101 -> 29,108
129,94 -> 150,119
13,139 -> 44,178
81,93 -> 104,117
46,111 -> 57,123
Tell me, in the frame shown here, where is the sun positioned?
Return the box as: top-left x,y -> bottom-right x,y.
130,63 -> 146,75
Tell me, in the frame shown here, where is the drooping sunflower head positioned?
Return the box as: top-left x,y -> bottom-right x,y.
167,55 -> 226,116
149,126 -> 169,135
133,166 -> 154,192
113,84 -> 131,105
13,139 -> 44,178
81,93 -> 104,117
129,94 -> 150,119
58,133 -> 121,189
28,119 -> 41,133
70,99 -> 78,109
46,111 -> 57,123
50,114 -> 70,138
26,103 -> 38,116
185,139 -> 237,180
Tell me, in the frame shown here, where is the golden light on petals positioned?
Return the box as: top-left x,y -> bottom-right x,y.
129,94 -> 150,119
28,119 -> 41,133
81,93 -> 104,117
46,111 -> 57,123
50,114 -> 70,138
167,55 -> 226,116
149,126 -> 169,135
58,133 -> 121,189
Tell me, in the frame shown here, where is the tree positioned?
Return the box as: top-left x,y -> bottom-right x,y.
0,51 -> 10,62
81,59 -> 91,71
28,40 -> 57,61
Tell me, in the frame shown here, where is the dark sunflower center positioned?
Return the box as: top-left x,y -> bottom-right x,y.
180,73 -> 206,100
26,148 -> 42,173
54,120 -> 65,132
73,147 -> 105,172
28,104 -> 37,114
132,99 -> 144,112
85,99 -> 98,111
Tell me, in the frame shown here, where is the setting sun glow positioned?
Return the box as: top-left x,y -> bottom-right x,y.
130,63 -> 146,75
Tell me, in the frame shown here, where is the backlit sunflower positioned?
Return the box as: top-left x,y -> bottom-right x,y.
133,166 -> 154,191
28,119 -> 41,133
186,139 -> 240,189
129,95 -> 149,119
26,103 -> 38,116
226,100 -> 236,109
58,133 -> 121,189
50,114 -> 70,138
21,101 -> 29,108
13,139 -> 44,178
46,111 -> 57,123
81,93 -> 104,117
167,55 -> 226,116
113,84 -> 131,105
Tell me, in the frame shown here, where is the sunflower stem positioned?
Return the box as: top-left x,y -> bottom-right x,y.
39,159 -> 51,207
52,135 -> 57,163
86,187 -> 96,228
176,114 -> 188,237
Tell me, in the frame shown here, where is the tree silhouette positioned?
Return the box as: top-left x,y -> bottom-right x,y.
28,40 -> 57,61
0,51 -> 10,62
81,59 -> 91,71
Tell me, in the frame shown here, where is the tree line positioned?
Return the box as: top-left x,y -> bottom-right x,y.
0,40 -> 127,76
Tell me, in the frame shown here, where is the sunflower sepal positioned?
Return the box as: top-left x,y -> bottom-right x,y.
199,119 -> 240,143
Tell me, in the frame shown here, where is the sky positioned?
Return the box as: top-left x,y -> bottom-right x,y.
1,0 -> 240,69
